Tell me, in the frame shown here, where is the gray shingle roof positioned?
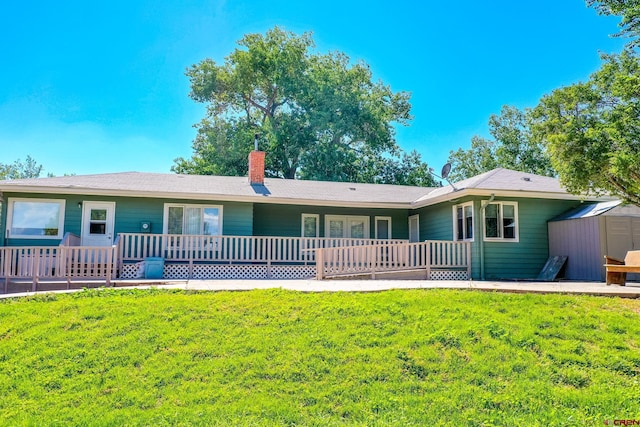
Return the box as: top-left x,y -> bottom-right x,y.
0,172 -> 432,207
415,168 -> 572,205
0,168 -> 597,208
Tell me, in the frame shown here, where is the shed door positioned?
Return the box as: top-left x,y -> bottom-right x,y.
633,218 -> 640,250
606,217 -> 633,259
606,216 -> 640,281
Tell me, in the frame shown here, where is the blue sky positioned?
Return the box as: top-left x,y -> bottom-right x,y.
0,0 -> 626,177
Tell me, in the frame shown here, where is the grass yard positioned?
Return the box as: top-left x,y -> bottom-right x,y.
0,288 -> 639,426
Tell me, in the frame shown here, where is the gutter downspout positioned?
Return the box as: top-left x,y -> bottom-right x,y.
479,193 -> 495,281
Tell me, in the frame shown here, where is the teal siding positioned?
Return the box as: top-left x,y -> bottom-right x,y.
413,197 -> 482,278
253,204 -> 410,239
0,191 -> 582,281
0,199 -> 6,246
413,197 -> 581,280
482,197 -> 580,280
222,202 -> 253,236
415,201 -> 456,241
0,193 -> 254,245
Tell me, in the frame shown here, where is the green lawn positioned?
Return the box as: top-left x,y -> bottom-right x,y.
0,288 -> 639,426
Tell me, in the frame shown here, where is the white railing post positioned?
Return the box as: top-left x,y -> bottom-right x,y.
315,248 -> 324,280
466,241 -> 471,279
1,248 -> 7,293
31,248 -> 39,292
426,241 -> 431,279
106,246 -> 113,286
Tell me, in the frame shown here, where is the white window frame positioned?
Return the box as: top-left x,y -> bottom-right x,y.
374,216 -> 392,239
162,203 -> 223,235
482,201 -> 519,242
6,198 -> 66,239
452,202 -> 474,242
408,214 -> 420,243
325,215 -> 370,239
301,213 -> 320,238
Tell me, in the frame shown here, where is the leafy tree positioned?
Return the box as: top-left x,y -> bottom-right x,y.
446,136 -> 499,181
298,146 -> 437,186
532,50 -> 640,206
173,118 -> 254,176
174,27 -> 435,185
0,156 -> 44,180
587,0 -> 640,48
447,106 -> 555,181
377,150 -> 439,187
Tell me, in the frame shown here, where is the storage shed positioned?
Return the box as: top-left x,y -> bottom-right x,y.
548,201 -> 640,281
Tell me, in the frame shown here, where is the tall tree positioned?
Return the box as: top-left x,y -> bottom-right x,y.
532,50 -> 640,206
0,156 -> 44,180
447,106 -> 555,181
587,0 -> 640,48
174,27 -> 434,185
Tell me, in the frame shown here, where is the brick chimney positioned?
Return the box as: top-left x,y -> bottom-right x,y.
248,150 -> 265,185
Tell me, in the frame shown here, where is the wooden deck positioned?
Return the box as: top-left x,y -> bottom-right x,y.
1,234 -> 472,289
0,235 -> 119,292
315,240 -> 472,280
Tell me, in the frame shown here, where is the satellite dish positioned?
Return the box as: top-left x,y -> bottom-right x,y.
441,163 -> 452,179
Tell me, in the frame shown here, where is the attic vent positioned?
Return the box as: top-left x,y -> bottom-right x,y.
521,177 -> 531,182
349,187 -> 356,191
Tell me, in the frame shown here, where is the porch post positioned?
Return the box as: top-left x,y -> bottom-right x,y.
315,249 -> 324,280
32,249 -> 39,293
370,246 -> 376,280
2,248 -> 9,293
266,238 -> 272,279
106,247 -> 113,287
425,241 -> 431,280
466,242 -> 472,280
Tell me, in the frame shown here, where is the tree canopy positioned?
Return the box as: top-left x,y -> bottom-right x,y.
447,106 -> 555,181
0,156 -> 44,180
587,0 -> 640,48
174,27 -> 437,186
532,50 -> 640,206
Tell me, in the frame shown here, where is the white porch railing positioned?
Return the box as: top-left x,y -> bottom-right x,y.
0,233 -> 120,292
315,240 -> 472,279
1,234 -> 471,289
118,233 -> 408,264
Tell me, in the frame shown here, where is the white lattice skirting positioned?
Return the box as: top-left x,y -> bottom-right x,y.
119,263 -> 316,280
429,270 -> 469,280
120,263 -> 468,280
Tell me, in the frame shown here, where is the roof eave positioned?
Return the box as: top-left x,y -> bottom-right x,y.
411,188 -> 614,208
0,185 -> 413,209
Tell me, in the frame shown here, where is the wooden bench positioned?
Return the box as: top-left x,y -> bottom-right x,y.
604,250 -> 640,285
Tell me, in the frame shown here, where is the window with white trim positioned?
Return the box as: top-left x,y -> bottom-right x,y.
375,216 -> 392,239
7,198 -> 65,239
301,214 -> 319,237
453,202 -> 474,241
325,215 -> 370,239
163,204 -> 222,235
483,202 -> 518,241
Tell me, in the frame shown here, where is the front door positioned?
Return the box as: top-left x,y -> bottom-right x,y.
81,202 -> 116,246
